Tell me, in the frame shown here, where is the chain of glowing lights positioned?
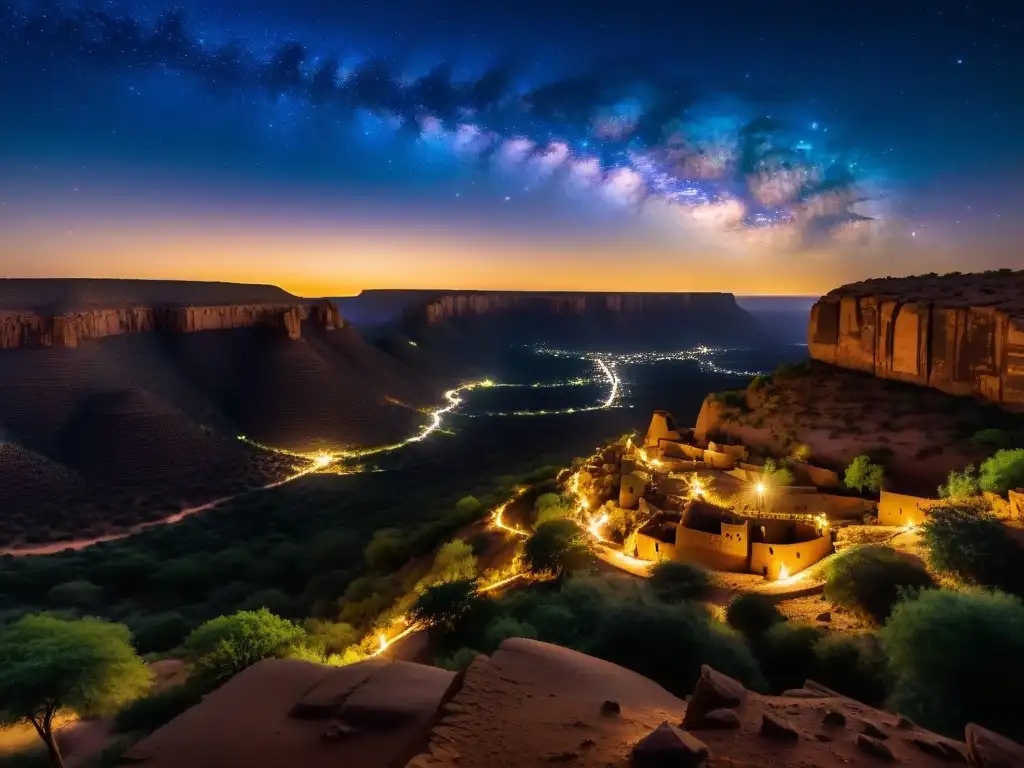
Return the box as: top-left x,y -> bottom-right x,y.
534,345 -> 764,378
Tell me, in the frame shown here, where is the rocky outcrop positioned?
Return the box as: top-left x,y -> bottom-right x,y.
123,640 -> 1021,768
0,299 -> 343,349
808,270 -> 1024,409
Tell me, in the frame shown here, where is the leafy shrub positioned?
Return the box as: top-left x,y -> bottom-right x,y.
748,374 -> 770,392
409,579 -> 494,652
533,496 -> 573,529
130,612 -> 191,655
971,428 -> 1010,450
420,539 -> 478,587
301,619 -> 359,660
648,561 -> 711,603
979,449 -> 1024,495
455,495 -> 484,517
362,528 -> 411,572
482,616 -> 538,651
921,503 -> 1024,593
813,632 -> 889,707
185,608 -> 305,685
436,647 -> 480,672
725,594 -> 785,639
881,588 -> 1024,739
762,458 -> 795,487
790,443 -> 812,463
843,455 -> 885,493
938,465 -> 980,499
755,622 -> 823,692
823,546 -> 935,624
523,520 -> 593,579
714,390 -> 747,409
46,579 -> 104,608
584,599 -> 764,696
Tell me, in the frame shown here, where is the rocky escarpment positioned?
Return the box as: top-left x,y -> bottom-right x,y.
412,291 -> 747,324
808,270 -> 1024,409
0,300 -> 343,349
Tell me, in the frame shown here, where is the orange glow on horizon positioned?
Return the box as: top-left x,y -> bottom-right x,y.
0,208 -> 885,297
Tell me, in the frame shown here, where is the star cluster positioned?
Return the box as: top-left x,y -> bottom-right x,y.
0,2 -> 890,256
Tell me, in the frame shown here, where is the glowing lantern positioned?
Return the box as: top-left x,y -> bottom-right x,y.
778,563 -> 790,580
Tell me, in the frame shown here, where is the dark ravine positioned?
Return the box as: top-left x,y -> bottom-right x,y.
807,270 -> 1024,410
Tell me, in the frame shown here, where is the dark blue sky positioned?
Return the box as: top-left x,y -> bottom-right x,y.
1,0 -> 1021,295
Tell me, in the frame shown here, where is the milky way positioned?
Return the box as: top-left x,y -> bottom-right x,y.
1,3 -> 888,255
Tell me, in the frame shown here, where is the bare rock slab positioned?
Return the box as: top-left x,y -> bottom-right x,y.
966,723 -> 1024,768
632,722 -> 709,767
682,665 -> 747,729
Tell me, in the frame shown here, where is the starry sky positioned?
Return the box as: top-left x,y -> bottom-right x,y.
1,0 -> 1022,297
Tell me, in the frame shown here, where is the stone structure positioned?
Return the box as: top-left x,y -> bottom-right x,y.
643,410 -> 683,450
807,270 -> 1024,409
618,473 -> 647,510
634,498 -> 832,579
877,490 -> 934,527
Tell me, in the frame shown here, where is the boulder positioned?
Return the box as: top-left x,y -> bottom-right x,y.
909,735 -> 967,763
822,710 -> 847,728
965,723 -> 1024,768
854,717 -> 889,740
682,666 -> 747,729
856,734 -> 896,761
694,709 -> 741,730
632,722 -> 708,767
760,713 -> 799,741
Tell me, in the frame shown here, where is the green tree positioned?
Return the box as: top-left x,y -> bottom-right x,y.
971,428 -> 1010,450
921,502 -> 1024,593
409,579 -> 493,651
938,464 -> 980,499
647,561 -> 711,603
881,588 -> 1024,739
725,594 -> 785,640
363,528 -> 410,572
0,615 -> 151,768
185,609 -> 305,685
454,495 -> 484,518
823,545 -> 935,625
422,539 -> 478,586
46,580 -> 103,608
523,520 -> 593,579
762,458 -> 795,487
844,455 -> 885,493
755,622 -> 823,692
790,443 -> 812,464
979,449 -> 1024,495
813,632 -> 889,707
301,620 -> 359,661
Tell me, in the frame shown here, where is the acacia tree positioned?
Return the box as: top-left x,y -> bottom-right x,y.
0,615 -> 151,768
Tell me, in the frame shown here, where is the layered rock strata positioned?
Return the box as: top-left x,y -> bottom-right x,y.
808,270 -> 1024,409
414,291 -> 745,324
0,300 -> 342,349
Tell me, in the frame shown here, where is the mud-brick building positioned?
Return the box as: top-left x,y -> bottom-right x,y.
634,498 -> 832,580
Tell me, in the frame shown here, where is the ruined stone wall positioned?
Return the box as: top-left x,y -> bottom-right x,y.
0,300 -> 342,349
808,286 -> 1024,409
674,522 -> 749,571
750,534 -> 832,579
877,490 -> 933,527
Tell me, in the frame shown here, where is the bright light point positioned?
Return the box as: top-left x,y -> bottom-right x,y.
481,379 -> 495,388
408,340 -> 418,346
504,196 -> 510,201
755,482 -> 765,494
778,563 -> 790,580
911,231 -> 916,237
378,633 -> 387,651
650,458 -> 662,468
313,454 -> 333,467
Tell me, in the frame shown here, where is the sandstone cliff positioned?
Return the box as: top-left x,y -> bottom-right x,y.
0,299 -> 343,349
808,270 -> 1024,409
412,291 -> 747,324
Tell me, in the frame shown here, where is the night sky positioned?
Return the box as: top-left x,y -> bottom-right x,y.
1,0 -> 1021,296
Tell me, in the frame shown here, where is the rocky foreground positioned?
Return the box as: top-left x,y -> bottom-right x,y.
124,638 -> 1022,767
808,270 -> 1024,410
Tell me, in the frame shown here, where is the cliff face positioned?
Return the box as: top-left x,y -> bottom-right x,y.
0,300 -> 342,349
808,271 -> 1024,409
413,291 -> 743,324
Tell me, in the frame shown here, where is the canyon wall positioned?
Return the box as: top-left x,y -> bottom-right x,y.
807,270 -> 1024,409
411,291 -> 744,324
0,300 -> 343,349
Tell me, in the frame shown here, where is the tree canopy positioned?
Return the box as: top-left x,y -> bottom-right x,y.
185,608 -> 305,684
978,449 -> 1024,495
844,455 -> 885,493
0,615 -> 150,768
523,520 -> 593,579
